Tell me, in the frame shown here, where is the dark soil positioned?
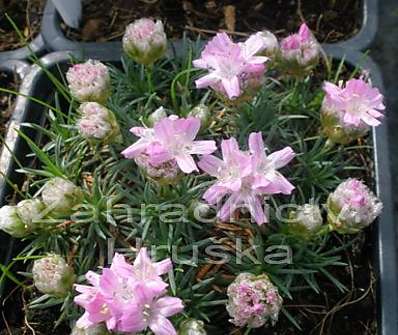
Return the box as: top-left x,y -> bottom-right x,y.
0,71 -> 19,137
0,0 -> 44,51
62,0 -> 362,43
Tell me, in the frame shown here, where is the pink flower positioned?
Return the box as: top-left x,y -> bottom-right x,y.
322,78 -> 385,127
118,283 -> 184,334
193,32 -> 268,99
122,115 -> 216,174
198,132 -> 295,225
280,23 -> 320,67
74,250 -> 183,334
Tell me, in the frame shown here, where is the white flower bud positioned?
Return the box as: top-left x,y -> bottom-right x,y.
123,18 -> 167,65
188,104 -> 210,129
255,30 -> 279,57
66,60 -> 111,104
41,177 -> 83,216
179,319 -> 207,335
78,102 -> 121,143
32,255 -> 75,297
290,204 -> 323,234
327,179 -> 383,234
0,205 -> 27,237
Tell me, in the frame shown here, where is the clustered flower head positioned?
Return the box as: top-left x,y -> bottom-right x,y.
123,18 -> 167,65
32,254 -> 75,297
198,132 -> 295,225
327,178 -> 383,234
66,60 -> 111,104
193,32 -> 269,100
226,273 -> 283,328
288,204 -> 323,236
279,23 -> 320,76
321,78 -> 385,144
0,199 -> 44,237
41,177 -> 83,216
78,102 -> 121,144
74,249 -> 184,334
122,112 -> 217,174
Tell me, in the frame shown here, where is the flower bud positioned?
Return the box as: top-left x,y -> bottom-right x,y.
0,199 -> 45,237
66,60 -> 111,104
0,205 -> 28,237
147,106 -> 168,127
135,153 -> 180,185
71,325 -> 110,335
327,179 -> 383,234
188,104 -> 210,129
41,177 -> 83,216
179,319 -> 207,335
123,18 -> 167,65
289,204 -> 323,236
255,30 -> 279,58
78,102 -> 121,144
279,23 -> 320,77
226,273 -> 282,328
32,255 -> 75,297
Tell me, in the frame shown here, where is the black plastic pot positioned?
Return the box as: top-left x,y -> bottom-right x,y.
0,48 -> 395,334
41,0 -> 378,57
0,34 -> 47,64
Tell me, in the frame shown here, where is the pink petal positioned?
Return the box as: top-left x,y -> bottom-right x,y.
76,312 -> 95,329
361,114 -> 381,127
179,117 -> 201,140
343,112 -> 361,126
190,140 -> 217,155
222,76 -> 240,99
248,132 -> 265,157
154,258 -> 173,276
195,73 -> 219,89
267,147 -> 295,169
221,138 -> 240,162
245,194 -> 267,225
149,315 -> 177,335
198,155 -> 224,176
154,296 -> 184,317
121,140 -> 148,159
110,253 -> 134,277
261,173 -> 295,195
218,193 -> 241,222
203,184 -> 229,204
130,126 -> 148,137
175,154 -> 198,173
86,271 -> 100,286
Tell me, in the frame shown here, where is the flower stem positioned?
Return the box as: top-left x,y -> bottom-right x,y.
146,65 -> 154,93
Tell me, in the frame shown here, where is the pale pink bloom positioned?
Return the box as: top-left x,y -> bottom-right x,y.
280,23 -> 320,66
198,133 -> 295,225
118,283 -> 184,335
122,115 -> 216,174
74,251 -> 182,333
193,32 -> 268,99
226,273 -> 282,328
322,78 -> 385,127
327,179 -> 383,233
66,60 -> 110,104
123,18 -> 167,65
249,132 -> 295,195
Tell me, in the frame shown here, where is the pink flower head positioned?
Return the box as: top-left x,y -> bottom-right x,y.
226,273 -> 283,328
74,250 -> 183,334
193,32 -> 269,99
123,18 -> 167,65
122,114 -> 217,174
66,60 -> 110,104
198,132 -> 295,225
327,178 -> 383,233
280,23 -> 320,66
322,78 -> 385,127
